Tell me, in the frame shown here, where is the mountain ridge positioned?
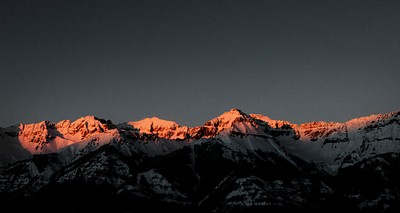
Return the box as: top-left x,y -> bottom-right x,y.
3,108 -> 399,133
1,108 -> 399,166
1,108 -> 400,212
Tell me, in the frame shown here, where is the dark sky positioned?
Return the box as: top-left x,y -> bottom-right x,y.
1,0 -> 399,127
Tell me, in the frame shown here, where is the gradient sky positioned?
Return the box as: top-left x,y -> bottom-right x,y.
1,0 -> 399,127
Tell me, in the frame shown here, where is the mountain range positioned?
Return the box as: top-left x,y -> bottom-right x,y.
1,108 -> 399,212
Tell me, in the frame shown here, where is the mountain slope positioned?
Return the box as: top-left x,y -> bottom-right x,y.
0,108 -> 399,212
0,126 -> 30,163
261,110 -> 400,172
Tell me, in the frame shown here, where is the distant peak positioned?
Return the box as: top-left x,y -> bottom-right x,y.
128,117 -> 181,132
228,108 -> 245,114
19,120 -> 55,131
127,117 -> 187,139
79,115 -> 97,121
132,117 -> 180,126
148,117 -> 170,122
61,115 -> 98,124
213,108 -> 248,120
204,108 -> 250,129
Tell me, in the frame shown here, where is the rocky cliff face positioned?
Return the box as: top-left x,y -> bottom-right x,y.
0,116 -> 115,162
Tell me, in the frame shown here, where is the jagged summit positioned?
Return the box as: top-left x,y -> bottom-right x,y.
10,115 -> 115,155
204,108 -> 249,127
225,108 -> 247,116
227,107 -> 246,115
196,108 -> 274,139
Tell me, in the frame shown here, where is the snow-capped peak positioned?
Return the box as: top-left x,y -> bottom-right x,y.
14,115 -> 113,155
204,108 -> 249,129
128,117 -> 189,140
196,108 -> 271,138
56,115 -> 109,140
128,117 -> 180,134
